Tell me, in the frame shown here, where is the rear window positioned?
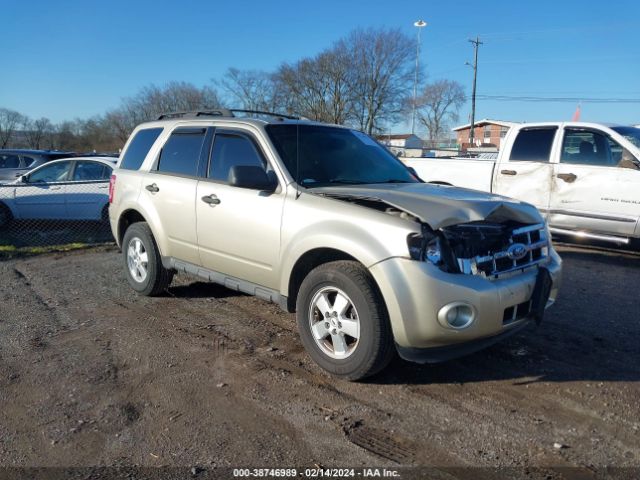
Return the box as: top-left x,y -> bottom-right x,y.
156,128 -> 206,177
509,128 -> 557,162
120,128 -> 163,170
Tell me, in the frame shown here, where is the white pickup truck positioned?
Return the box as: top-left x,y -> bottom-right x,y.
406,122 -> 640,245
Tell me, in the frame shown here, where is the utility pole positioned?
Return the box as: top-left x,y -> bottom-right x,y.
412,20 -> 427,135
467,36 -> 483,147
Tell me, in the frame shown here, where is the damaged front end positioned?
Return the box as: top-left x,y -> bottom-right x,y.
314,185 -> 551,279
408,221 -> 550,279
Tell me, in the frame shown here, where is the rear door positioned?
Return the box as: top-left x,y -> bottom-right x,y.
14,161 -> 71,219
549,127 -> 639,236
143,127 -> 208,265
196,128 -> 284,289
66,161 -> 113,220
493,127 -> 557,214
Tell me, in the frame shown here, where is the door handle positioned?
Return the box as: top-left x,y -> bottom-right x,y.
201,194 -> 221,206
556,173 -> 577,183
98,185 -> 108,189
50,186 -> 62,190
145,183 -> 159,193
500,169 -> 517,176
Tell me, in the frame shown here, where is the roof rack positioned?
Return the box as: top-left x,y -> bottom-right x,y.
157,109 -> 234,120
156,108 -> 303,121
230,109 -> 302,120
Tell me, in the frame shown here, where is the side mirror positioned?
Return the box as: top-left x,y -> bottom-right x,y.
228,165 -> 277,191
618,150 -> 640,170
18,175 -> 27,183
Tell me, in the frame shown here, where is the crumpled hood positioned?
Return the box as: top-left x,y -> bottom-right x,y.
311,183 -> 543,229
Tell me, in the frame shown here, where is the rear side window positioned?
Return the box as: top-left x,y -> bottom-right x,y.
120,128 -> 163,170
208,133 -> 266,182
157,128 -> 206,177
73,161 -> 112,181
509,128 -> 557,162
22,156 -> 37,167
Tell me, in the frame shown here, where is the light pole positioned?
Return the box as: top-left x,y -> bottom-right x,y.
412,20 -> 427,135
466,36 -> 483,147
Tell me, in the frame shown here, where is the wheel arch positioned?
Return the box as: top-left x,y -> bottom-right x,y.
283,247 -> 389,314
117,209 -> 149,246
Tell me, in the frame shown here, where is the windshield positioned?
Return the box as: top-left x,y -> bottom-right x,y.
266,124 -> 418,187
612,126 -> 640,148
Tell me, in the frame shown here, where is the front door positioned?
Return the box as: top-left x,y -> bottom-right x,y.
549,127 -> 639,236
196,129 -> 284,289
493,127 -> 557,215
14,160 -> 72,219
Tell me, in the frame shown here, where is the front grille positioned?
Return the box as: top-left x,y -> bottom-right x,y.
455,223 -> 549,278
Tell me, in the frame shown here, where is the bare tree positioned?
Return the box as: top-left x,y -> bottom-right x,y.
416,80 -> 466,145
0,108 -> 26,148
22,117 -> 54,149
103,81 -> 221,145
345,28 -> 415,134
274,44 -> 356,124
220,68 -> 282,111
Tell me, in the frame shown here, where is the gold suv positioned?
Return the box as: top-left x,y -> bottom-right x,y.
109,109 -> 562,380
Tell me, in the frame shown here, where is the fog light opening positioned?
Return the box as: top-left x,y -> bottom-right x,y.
438,302 -> 476,330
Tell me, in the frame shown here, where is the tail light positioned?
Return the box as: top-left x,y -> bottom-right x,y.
109,174 -> 116,204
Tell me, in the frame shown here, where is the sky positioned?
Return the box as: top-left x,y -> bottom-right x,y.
2,0 -> 639,133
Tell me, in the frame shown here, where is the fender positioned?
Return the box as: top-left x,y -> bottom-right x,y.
278,218 -> 411,297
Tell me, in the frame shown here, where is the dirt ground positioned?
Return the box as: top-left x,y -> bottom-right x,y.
0,245 -> 638,478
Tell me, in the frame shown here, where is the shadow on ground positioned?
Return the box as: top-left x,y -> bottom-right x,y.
371,246 -> 640,385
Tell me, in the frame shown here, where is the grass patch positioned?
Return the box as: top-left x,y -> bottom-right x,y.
0,242 -> 106,260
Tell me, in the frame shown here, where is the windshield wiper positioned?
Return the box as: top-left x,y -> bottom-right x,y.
326,179 -> 366,185
376,179 -> 414,183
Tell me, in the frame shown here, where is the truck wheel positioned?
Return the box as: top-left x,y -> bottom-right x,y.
0,203 -> 12,228
296,260 -> 394,381
122,222 -> 173,296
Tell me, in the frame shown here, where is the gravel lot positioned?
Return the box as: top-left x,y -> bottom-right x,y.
0,245 -> 638,478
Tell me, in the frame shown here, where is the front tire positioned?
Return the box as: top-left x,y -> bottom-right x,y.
296,260 -> 394,381
122,222 -> 173,296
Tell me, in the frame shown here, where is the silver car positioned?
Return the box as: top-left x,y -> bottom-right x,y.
109,109 -> 562,381
0,157 -> 116,227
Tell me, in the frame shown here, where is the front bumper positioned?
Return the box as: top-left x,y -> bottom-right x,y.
369,248 -> 562,355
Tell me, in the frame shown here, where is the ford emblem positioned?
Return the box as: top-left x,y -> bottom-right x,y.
507,243 -> 528,261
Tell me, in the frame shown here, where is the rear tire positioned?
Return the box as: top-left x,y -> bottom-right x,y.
122,222 -> 173,296
0,203 -> 12,228
296,260 -> 394,381
100,204 -> 110,224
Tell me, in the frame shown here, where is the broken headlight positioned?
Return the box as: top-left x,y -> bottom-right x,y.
407,231 -> 442,265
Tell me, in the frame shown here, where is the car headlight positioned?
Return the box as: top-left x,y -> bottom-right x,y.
407,231 -> 442,265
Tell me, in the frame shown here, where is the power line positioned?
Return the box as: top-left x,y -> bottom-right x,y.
476,95 -> 640,104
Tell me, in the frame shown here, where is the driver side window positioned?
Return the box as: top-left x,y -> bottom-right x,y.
208,132 -> 267,182
28,161 -> 72,183
561,130 -> 618,167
